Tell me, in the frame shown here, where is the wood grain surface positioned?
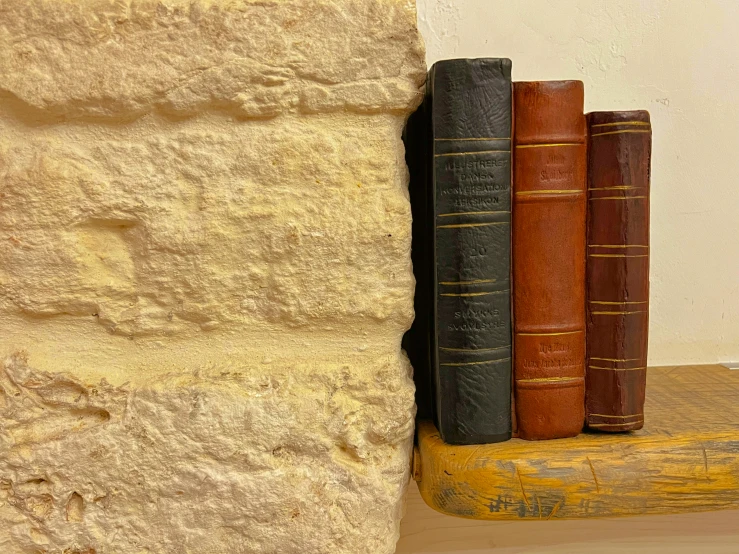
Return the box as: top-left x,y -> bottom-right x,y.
415,365 -> 739,520
397,483 -> 739,553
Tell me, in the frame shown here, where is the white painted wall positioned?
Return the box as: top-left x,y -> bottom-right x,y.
417,0 -> 739,366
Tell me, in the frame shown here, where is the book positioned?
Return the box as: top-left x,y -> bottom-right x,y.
403,88 -> 434,421
585,110 -> 652,432
420,58 -> 513,445
512,80 -> 587,440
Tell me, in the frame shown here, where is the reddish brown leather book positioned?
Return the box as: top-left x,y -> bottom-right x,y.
586,111 -> 651,432
513,81 -> 586,440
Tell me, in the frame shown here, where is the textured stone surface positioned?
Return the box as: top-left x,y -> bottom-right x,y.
0,1 -> 425,552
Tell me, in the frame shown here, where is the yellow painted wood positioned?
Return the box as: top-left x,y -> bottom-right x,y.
415,365 -> 739,520
397,484 -> 739,553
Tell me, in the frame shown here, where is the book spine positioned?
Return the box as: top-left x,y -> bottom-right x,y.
585,111 -> 652,432
512,81 -> 587,440
430,58 -> 513,445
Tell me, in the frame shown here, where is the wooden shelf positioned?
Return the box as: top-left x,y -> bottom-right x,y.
397,483 -> 739,553
414,364 -> 739,520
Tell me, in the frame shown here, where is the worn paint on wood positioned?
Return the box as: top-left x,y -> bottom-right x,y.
397,484 -> 739,553
415,365 -> 739,520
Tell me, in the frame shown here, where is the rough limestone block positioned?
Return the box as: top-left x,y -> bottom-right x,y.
0,1 -> 425,552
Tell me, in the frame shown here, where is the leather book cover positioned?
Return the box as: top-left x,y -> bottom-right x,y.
403,87 -> 434,421
585,110 -> 652,432
513,81 -> 586,440
428,58 -> 513,444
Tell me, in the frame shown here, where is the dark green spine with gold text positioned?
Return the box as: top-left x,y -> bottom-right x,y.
422,58 -> 513,444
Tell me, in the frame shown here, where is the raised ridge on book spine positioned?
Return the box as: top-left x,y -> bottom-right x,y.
585,110 -> 652,432
429,58 -> 513,445
513,81 -> 586,441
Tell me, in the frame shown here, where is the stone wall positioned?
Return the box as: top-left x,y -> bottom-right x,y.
0,1 -> 425,552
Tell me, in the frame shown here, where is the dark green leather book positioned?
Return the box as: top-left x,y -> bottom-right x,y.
403,93 -> 434,421
407,58 -> 513,444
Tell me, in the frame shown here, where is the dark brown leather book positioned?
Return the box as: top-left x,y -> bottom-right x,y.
585,110 -> 652,432
513,81 -> 586,440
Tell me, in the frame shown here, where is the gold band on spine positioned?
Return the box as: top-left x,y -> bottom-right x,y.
588,254 -> 649,258
588,186 -> 645,191
589,196 -> 648,200
588,366 -> 646,371
588,420 -> 643,428
440,345 -> 509,352
589,413 -> 644,418
516,331 -> 582,337
591,310 -> 647,315
591,129 -> 651,137
438,211 -> 508,217
437,222 -> 509,229
440,290 -> 509,297
515,143 -> 582,149
588,244 -> 649,248
439,279 -> 496,285
515,189 -> 582,195
590,121 -> 650,128
434,150 -> 510,157
590,357 -> 642,362
441,358 -> 511,367
589,301 -> 648,305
